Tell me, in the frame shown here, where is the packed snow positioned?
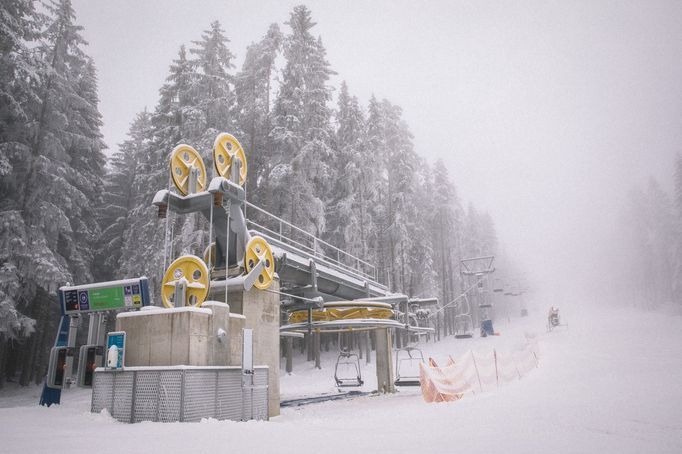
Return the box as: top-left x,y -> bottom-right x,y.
1,305 -> 681,454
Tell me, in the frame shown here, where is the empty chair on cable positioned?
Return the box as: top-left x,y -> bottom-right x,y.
334,348 -> 364,388
394,346 -> 425,387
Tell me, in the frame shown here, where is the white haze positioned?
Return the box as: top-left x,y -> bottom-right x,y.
72,0 -> 682,306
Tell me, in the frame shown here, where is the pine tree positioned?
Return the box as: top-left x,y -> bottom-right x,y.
0,1 -> 43,365
430,159 -> 463,303
0,0 -> 106,385
270,5 -> 335,242
96,111 -> 152,280
189,20 -> 236,133
364,95 -> 389,283
381,99 -> 419,292
235,23 -> 282,202
327,81 -> 366,259
118,46 -> 195,298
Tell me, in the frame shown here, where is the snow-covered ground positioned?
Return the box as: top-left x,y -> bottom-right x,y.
1,306 -> 681,454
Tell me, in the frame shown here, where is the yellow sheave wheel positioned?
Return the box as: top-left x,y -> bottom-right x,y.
161,255 -> 210,308
213,133 -> 247,186
288,307 -> 394,324
170,144 -> 207,195
244,236 -> 274,290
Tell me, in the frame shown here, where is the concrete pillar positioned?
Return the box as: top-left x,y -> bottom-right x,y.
358,333 -> 363,360
374,328 -> 395,394
210,278 -> 281,418
365,331 -> 371,364
314,331 -> 321,369
285,337 -> 293,374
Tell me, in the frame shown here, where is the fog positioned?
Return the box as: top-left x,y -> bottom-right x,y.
73,0 -> 682,305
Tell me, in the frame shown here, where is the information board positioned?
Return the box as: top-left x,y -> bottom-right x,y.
60,277 -> 150,315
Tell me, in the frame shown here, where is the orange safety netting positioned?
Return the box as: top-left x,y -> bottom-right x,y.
419,335 -> 540,403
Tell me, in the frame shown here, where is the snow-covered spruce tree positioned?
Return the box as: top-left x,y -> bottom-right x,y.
235,23 -> 282,204
673,156 -> 682,306
462,204 -> 498,260
95,111 -> 152,281
430,159 -> 463,304
118,23 -> 240,297
327,81 -> 367,260
1,0 -> 106,385
189,20 -> 236,134
381,99 -> 420,293
0,0 -> 44,383
364,95 -> 390,284
175,21 -> 239,262
117,46 -> 194,298
270,5 -> 335,244
641,179 -> 675,307
405,158 -> 437,297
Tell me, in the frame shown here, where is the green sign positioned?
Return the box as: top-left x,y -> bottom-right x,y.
60,278 -> 150,314
90,287 -> 125,311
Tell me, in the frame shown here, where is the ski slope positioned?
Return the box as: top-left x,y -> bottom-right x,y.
1,306 -> 681,454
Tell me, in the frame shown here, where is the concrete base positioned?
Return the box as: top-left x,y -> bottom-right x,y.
116,305 -> 244,367
209,278 -> 281,417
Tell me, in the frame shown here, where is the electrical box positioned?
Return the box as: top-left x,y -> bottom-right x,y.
106,331 -> 126,369
242,328 -> 253,373
47,346 -> 74,389
77,345 -> 104,387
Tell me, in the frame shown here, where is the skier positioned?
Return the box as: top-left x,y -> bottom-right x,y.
548,306 -> 560,328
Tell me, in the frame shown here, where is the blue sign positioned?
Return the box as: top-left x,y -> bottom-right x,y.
106,331 -> 126,368
78,290 -> 89,311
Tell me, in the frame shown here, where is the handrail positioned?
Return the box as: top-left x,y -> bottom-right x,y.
244,201 -> 378,282
253,229 -> 380,286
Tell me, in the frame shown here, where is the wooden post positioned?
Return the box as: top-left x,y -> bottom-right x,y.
471,350 -> 483,392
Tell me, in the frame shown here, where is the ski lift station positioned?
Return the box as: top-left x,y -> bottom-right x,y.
39,132 -> 501,423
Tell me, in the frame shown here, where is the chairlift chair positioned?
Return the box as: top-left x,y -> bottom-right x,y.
394,346 -> 425,387
547,308 -> 567,332
453,295 -> 474,339
334,348 -> 364,388
454,314 -> 474,339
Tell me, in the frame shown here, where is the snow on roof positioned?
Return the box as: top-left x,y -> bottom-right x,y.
117,306 -> 212,318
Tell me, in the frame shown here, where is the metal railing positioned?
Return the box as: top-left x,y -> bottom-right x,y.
244,201 -> 378,283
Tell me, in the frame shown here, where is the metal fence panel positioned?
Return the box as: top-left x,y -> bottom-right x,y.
158,370 -> 182,422
182,369 -> 217,422
133,371 -> 159,422
111,371 -> 134,423
91,371 -> 113,414
91,367 -> 266,423
217,369 -> 242,421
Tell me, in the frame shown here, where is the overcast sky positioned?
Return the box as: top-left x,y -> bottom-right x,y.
72,0 -> 682,299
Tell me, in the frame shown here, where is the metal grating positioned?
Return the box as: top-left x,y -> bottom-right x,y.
111,371 -> 134,423
158,370 -> 182,422
91,367 -> 266,423
253,368 -> 269,420
216,369 -> 242,421
91,371 -> 114,414
182,370 -> 216,422
133,371 -> 159,422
